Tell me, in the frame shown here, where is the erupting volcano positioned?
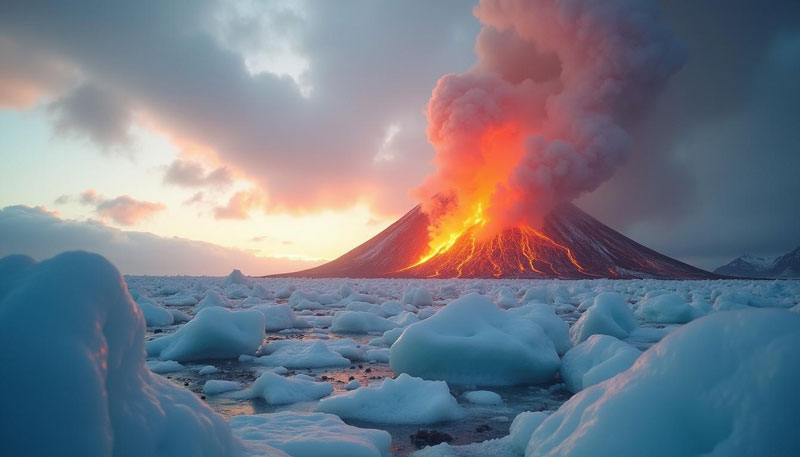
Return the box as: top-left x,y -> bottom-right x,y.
274,0 -> 706,280
273,204 -> 713,279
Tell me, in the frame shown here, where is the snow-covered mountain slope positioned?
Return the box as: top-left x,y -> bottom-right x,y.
715,247 -> 800,279
271,204 -> 714,279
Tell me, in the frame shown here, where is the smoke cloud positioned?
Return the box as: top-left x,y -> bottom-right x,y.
416,0 -> 686,245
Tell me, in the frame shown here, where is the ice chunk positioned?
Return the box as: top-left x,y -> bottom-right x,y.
194,290 -> 232,311
507,303 -> 571,355
406,287 -> 434,306
331,310 -> 398,334
135,296 -> 174,327
569,292 -> 637,344
560,335 -> 641,393
367,348 -> 390,363
509,411 -> 547,452
162,292 -> 199,306
526,309 -> 800,457
0,252 -> 243,457
316,373 -> 462,424
230,412 -> 391,457
380,300 -> 404,316
199,365 -> 218,375
222,268 -> 249,287
241,372 -> 332,405
251,303 -> 311,331
203,380 -> 242,395
224,283 -> 250,299
146,306 -> 265,362
147,360 -> 184,374
390,293 -> 560,386
497,286 -> 520,308
463,390 -> 503,405
635,293 -> 696,324
275,286 -> 293,299
256,340 -> 351,368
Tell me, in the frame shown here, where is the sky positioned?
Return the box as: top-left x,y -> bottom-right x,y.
0,0 -> 798,274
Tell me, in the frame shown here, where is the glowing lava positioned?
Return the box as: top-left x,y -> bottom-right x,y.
399,221 -> 588,279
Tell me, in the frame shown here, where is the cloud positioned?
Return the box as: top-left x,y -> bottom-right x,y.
577,0 -> 800,267
73,189 -> 165,225
163,159 -> 233,188
53,194 -> 70,205
79,189 -> 103,205
0,0 -> 480,216
213,189 -> 266,220
95,196 -> 165,225
0,205 -> 321,275
48,83 -> 133,149
182,191 -> 205,206
0,36 -> 78,108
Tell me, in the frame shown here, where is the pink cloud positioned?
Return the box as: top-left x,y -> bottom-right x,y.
79,189 -> 103,205
213,189 -> 266,220
95,196 -> 166,225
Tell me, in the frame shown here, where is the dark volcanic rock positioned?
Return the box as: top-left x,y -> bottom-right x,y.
410,429 -> 454,449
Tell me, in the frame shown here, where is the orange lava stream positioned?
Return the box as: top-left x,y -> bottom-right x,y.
520,226 -> 586,273
401,222 -> 587,278
401,203 -> 487,271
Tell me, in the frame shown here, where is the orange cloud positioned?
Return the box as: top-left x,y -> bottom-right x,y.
95,196 -> 166,225
213,189 -> 267,220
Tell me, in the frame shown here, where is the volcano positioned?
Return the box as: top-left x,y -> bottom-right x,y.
272,204 -> 714,279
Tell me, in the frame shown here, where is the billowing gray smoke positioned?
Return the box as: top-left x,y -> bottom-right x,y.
415,0 -> 685,244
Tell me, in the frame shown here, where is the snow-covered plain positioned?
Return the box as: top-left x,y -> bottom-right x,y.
2,252 -> 799,457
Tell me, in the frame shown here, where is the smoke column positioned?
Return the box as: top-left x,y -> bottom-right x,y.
414,0 -> 686,256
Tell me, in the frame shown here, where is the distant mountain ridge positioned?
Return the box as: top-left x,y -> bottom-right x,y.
714,247 -> 800,279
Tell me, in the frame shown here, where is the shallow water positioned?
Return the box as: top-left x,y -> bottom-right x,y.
147,319 -> 574,455
135,276 -> 798,455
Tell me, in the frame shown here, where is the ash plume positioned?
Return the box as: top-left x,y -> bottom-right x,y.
416,0 -> 686,244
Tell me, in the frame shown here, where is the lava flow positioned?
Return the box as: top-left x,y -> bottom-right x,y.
398,222 -> 589,279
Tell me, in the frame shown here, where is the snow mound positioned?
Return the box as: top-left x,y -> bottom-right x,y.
243,372 -> 332,405
507,303 -> 571,355
195,290 -> 232,311
225,283 -> 250,299
256,340 -> 351,369
404,287 -> 434,306
147,306 -> 265,362
526,309 -> 800,457
497,286 -> 520,308
464,390 -> 503,405
204,380 -> 242,395
231,412 -> 391,457
223,268 -> 249,287
331,310 -> 398,334
635,292 -> 695,324
569,292 -> 637,344
147,360 -> 184,374
560,335 -> 641,393
135,296 -> 175,327
316,373 -> 462,424
252,303 -> 311,332
390,293 -> 560,386
0,252 -> 243,457
510,411 -> 547,453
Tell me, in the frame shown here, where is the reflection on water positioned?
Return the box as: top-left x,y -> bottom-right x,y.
149,327 -> 574,457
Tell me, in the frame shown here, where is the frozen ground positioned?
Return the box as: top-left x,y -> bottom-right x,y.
129,272 -> 800,456
2,253 -> 799,457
